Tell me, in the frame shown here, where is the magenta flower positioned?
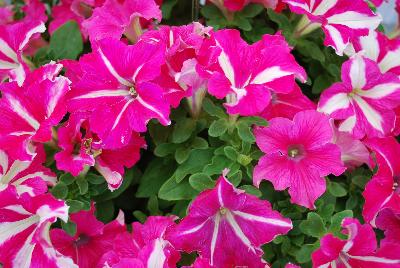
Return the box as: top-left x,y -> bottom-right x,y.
167,170 -> 292,267
83,0 -> 161,44
0,19 -> 46,85
376,209 -> 400,246
55,111 -> 145,190
284,0 -> 381,55
0,145 -> 56,197
362,137 -> 400,224
97,216 -> 180,268
254,110 -> 345,209
0,6 -> 13,25
204,29 -> 306,116
67,38 -> 170,149
318,55 -> 400,138
0,193 -> 76,268
50,207 -> 126,268
0,62 -> 70,160
312,218 -> 400,267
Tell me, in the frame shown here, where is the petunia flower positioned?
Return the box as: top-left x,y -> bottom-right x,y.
253,110 -> 345,209
0,6 -> 13,25
0,145 -> 56,197
67,38 -> 169,149
284,0 -> 381,55
167,170 -> 292,267
312,218 -> 400,267
0,19 -> 46,85
54,111 -> 145,190
376,208 -> 400,246
50,206 -> 126,268
0,193 -> 77,268
318,54 -> 400,139
362,137 -> 400,224
0,62 -> 70,161
204,29 -> 306,116
83,0 -> 161,44
97,216 -> 180,268
347,30 -> 400,76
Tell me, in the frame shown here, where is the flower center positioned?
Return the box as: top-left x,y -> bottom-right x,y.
75,234 -> 91,247
287,145 -> 304,160
348,88 -> 362,98
219,207 -> 227,215
82,138 -> 102,157
288,148 -> 299,158
129,86 -> 138,97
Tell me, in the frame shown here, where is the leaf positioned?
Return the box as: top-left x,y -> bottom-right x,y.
328,181 -> 347,197
189,173 -> 215,191
76,177 -> 88,195
329,210 -> 353,236
233,15 -> 252,31
93,169 -> 135,202
147,195 -> 160,215
203,155 -> 232,176
159,176 -> 198,201
209,119 -> 228,137
59,173 -> 75,185
227,169 -> 242,187
238,116 -> 268,126
297,39 -> 325,62
240,4 -> 264,17
161,0 -> 178,19
239,185 -> 262,197
86,174 -> 105,185
224,146 -> 238,161
61,221 -> 77,236
295,244 -> 318,263
51,182 -> 68,199
66,199 -> 84,213
202,98 -> 227,118
174,149 -> 214,183
95,200 -> 115,223
154,143 -> 178,157
312,74 -> 333,94
191,137 -> 209,149
132,210 -> 147,223
299,212 -> 327,238
200,4 -> 224,19
175,147 -> 191,164
172,118 -> 196,143
236,122 -> 256,143
49,21 -> 83,60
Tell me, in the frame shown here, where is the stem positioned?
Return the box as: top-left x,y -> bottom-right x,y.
293,15 -> 320,38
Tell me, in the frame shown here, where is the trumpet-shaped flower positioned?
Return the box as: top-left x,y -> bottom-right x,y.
318,55 -> 400,138
67,38 -> 169,149
254,110 -> 345,209
167,170 -> 292,267
312,218 -> 400,268
0,62 -> 70,160
0,193 -> 76,268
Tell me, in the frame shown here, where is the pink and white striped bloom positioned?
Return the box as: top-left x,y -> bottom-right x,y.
254,110 -> 345,209
318,55 -> 400,138
205,29 -> 306,116
83,0 -> 161,44
0,193 -> 77,268
67,38 -> 169,149
0,145 -> 56,197
0,62 -> 70,161
312,218 -> 400,268
167,170 -> 292,267
347,30 -> 400,76
284,0 -> 381,55
362,137 -> 400,224
0,19 -> 46,85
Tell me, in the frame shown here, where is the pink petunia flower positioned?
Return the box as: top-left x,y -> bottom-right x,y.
362,137 -> 400,224
204,29 -> 306,116
0,19 -> 46,85
312,218 -> 400,267
0,193 -> 76,268
318,54 -> 400,139
0,145 -> 56,197
376,208 -> 400,246
0,6 -> 14,25
347,30 -> 400,77
254,110 -> 345,209
54,111 -> 145,190
167,170 -> 292,267
50,207 -> 126,268
284,0 -> 381,55
67,38 -> 170,149
83,0 -> 161,44
97,216 -> 180,268
0,62 -> 70,161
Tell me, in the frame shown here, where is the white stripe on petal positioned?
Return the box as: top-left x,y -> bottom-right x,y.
327,12 -> 381,29
181,219 -> 209,235
19,22 -> 46,50
0,59 -> 19,69
318,93 -> 350,114
136,96 -> 170,125
353,95 -> 383,132
12,231 -> 35,268
225,211 -> 256,253
350,55 -> 366,89
147,239 -> 167,268
216,40 -> 235,86
324,25 -> 347,55
379,48 -> 400,74
111,99 -> 134,130
13,171 -> 57,186
252,66 -> 293,85
348,255 -> 400,264
359,31 -> 379,61
313,0 -> 337,16
233,210 -> 292,227
98,48 -> 133,87
7,96 -> 40,130
217,181 -> 224,207
358,83 -> 400,99
0,215 -> 38,245
0,38 -> 18,62
339,115 -> 357,132
1,160 -> 31,185
0,150 -> 9,176
285,0 -> 310,11
73,89 -> 130,100
210,213 -> 221,266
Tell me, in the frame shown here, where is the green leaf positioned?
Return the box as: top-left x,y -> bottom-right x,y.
51,182 -> 68,199
238,116 -> 268,126
174,149 -> 214,183
147,195 -> 160,215
200,4 -> 224,19
61,220 -> 77,236
189,173 -> 215,191
154,143 -> 178,157
328,181 -> 347,197
172,118 -> 196,143
203,155 -> 232,176
66,199 -> 84,213
49,21 -> 83,60
329,210 -> 353,236
297,40 -> 325,62
312,74 -> 333,94
191,137 -> 209,149
175,147 -> 191,164
93,169 -> 135,202
209,118 -> 229,137
224,146 -> 238,161
300,212 -> 327,238
227,170 -> 242,187
202,98 -> 227,118
233,15 -> 252,31
86,174 -> 105,185
161,0 -> 178,19
295,244 -> 318,263
237,154 -> 252,166
240,4 -> 264,17
59,173 -> 75,185
132,210 -> 147,223
136,158 -> 176,198
239,185 -> 262,197
95,200 -> 115,223
159,176 -> 198,201
236,122 -> 255,143
76,177 -> 88,195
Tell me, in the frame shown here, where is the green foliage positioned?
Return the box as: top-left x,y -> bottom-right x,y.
49,21 -> 83,60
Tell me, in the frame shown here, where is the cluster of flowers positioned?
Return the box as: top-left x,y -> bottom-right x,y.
1,0 -> 400,267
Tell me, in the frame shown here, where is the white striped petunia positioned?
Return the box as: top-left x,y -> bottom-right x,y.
318,54 -> 400,138
284,0 -> 381,55
166,170 -> 292,267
